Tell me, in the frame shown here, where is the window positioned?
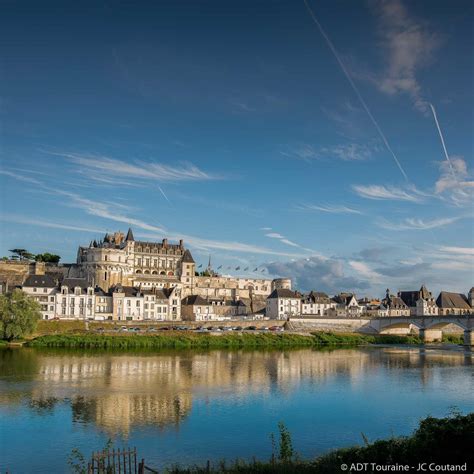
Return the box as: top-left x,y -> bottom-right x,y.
43,288 -> 47,293
33,288 -> 37,292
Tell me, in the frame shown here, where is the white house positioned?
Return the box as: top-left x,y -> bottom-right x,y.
301,291 -> 336,316
181,295 -> 220,321
381,289 -> 410,317
330,293 -> 362,317
266,289 -> 301,320
22,274 -> 57,320
55,278 -> 95,320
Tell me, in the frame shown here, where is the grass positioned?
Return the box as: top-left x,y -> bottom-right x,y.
34,319 -> 87,336
27,332 -> 318,349
25,331 -> 426,349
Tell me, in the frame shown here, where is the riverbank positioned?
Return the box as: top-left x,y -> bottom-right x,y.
24,332 -> 426,349
162,412 -> 474,473
77,412 -> 473,473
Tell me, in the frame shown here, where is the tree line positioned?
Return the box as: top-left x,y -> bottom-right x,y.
2,249 -> 61,263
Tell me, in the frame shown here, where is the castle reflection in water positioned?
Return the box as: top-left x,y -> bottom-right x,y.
0,347 -> 471,435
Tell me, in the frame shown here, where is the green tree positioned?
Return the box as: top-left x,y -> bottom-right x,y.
0,290 -> 41,341
35,253 -> 61,263
8,249 -> 35,261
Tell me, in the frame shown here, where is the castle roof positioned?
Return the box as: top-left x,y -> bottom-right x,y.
436,292 -> 470,309
182,249 -> 195,263
23,274 -> 56,288
125,228 -> 134,242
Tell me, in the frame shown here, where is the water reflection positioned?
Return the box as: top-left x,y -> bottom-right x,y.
0,347 -> 472,435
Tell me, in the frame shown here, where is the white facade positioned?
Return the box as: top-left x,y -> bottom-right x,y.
56,283 -> 95,320
266,289 -> 301,320
22,275 -> 57,320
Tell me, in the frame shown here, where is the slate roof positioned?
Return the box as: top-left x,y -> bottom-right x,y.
182,295 -> 209,306
382,295 -> 408,309
62,278 -> 89,290
182,249 -> 195,264
268,288 -> 300,299
125,228 -> 134,242
399,285 -> 433,307
93,286 -> 110,297
303,291 -> 331,304
23,274 -> 56,288
332,293 -> 356,305
398,291 -> 419,308
436,292 -> 470,309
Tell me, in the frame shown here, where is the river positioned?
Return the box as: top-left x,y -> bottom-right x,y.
0,345 -> 472,473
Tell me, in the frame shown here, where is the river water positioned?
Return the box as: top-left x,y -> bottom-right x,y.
0,345 -> 472,473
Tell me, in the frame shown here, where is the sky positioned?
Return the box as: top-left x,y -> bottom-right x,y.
0,0 -> 473,297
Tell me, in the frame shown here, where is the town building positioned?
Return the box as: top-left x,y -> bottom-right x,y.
266,288 -> 301,320
436,291 -> 471,315
330,293 -> 362,317
55,278 -> 96,320
398,285 -> 438,316
22,274 -> 57,320
181,295 -> 218,321
301,291 -> 336,316
381,289 -> 410,317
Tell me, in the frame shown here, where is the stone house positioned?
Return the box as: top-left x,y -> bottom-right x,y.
22,274 -> 57,320
266,289 -> 301,320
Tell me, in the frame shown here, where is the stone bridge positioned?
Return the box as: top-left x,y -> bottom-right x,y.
288,314 -> 474,345
368,315 -> 473,345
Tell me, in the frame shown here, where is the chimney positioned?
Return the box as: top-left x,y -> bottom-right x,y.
179,239 -> 184,248
162,238 -> 168,247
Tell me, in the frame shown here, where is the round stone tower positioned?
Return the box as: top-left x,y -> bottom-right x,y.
272,278 -> 292,291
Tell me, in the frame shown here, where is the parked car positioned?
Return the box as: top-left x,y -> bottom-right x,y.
246,326 -> 257,330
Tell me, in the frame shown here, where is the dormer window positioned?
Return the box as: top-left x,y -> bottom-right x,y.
75,287 -> 81,295
62,287 -> 67,295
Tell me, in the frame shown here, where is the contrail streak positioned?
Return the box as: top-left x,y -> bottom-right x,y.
429,103 -> 456,178
303,0 -> 408,182
158,185 -> 171,203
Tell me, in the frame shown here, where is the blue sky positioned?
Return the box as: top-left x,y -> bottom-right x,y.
0,0 -> 472,297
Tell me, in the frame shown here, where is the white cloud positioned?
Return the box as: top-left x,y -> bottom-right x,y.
280,144 -> 318,162
435,157 -> 474,206
265,232 -> 285,239
378,216 -> 461,231
369,0 -> 441,113
297,203 -> 362,215
265,256 -> 370,293
349,260 -> 382,281
281,143 -> 375,162
320,143 -> 374,161
438,246 -> 474,256
352,184 -> 424,202
48,151 -> 220,184
0,169 -> 43,185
